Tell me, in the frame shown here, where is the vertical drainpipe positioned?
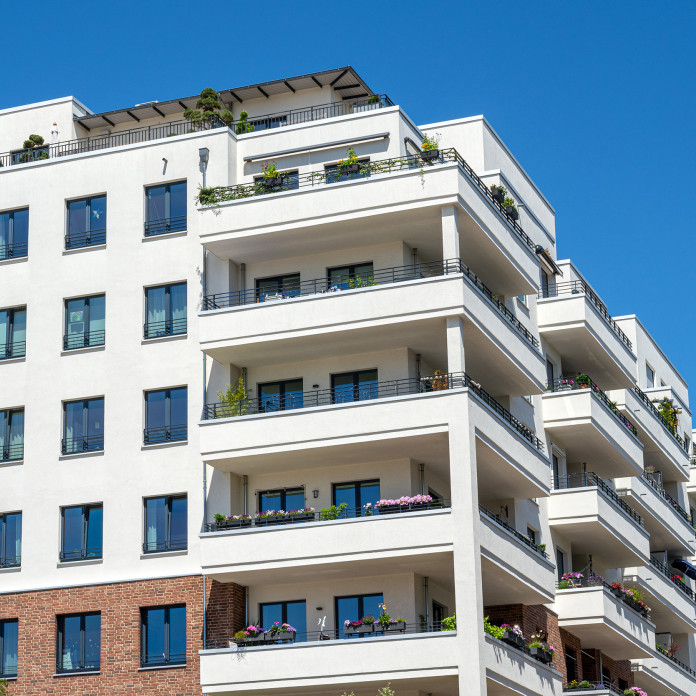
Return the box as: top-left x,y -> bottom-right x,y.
202,574 -> 207,648
243,475 -> 248,515
419,463 -> 425,495
416,353 -> 422,381
245,586 -> 249,626
240,263 -> 246,304
424,576 -> 430,629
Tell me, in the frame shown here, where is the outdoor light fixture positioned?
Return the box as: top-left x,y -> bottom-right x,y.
313,490 -> 319,498
199,147 -> 209,187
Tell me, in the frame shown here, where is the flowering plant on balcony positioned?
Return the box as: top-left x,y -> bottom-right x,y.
374,495 -> 433,509
361,615 -> 377,625
421,133 -> 440,151
267,621 -> 296,635
337,147 -> 360,168
344,619 -> 364,628
261,160 -> 280,180
587,573 -> 605,587
558,571 -> 584,589
256,509 -> 287,518
565,680 -> 594,690
500,623 -> 524,639
528,639 -> 555,654
623,688 -> 648,696
226,514 -> 251,521
234,624 -> 264,641
287,508 -> 315,516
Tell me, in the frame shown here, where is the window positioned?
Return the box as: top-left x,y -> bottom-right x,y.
61,504 -> 102,561
258,379 -> 303,413
327,263 -> 374,290
646,363 -> 655,388
0,208 -> 28,260
0,512 -> 21,568
0,307 -> 26,359
63,398 -> 104,454
552,453 -> 560,489
565,647 -> 577,682
255,274 -> 301,302
144,387 -> 187,443
1,408 -> 24,462
540,270 -> 550,298
143,495 -> 187,553
145,181 -> 187,236
556,548 -> 565,582
332,480 -> 380,518
144,283 -> 187,338
64,295 -> 105,350
527,526 -> 537,544
141,605 -> 186,666
517,294 -> 528,306
259,600 -> 306,642
259,487 -> 304,513
546,359 -> 554,387
335,593 -> 383,639
332,370 -> 378,403
66,195 -> 106,249
432,601 -> 446,630
325,159 -> 370,184
0,620 -> 18,678
56,613 -> 101,673
253,170 -> 300,191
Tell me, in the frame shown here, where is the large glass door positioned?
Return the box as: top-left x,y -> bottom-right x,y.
335,593 -> 383,639
332,480 -> 380,518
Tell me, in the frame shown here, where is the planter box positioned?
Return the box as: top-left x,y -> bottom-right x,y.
286,512 -> 315,524
529,646 -> 552,664
421,149 -> 439,161
217,518 -> 252,530
502,631 -> 525,650
376,505 -> 410,515
255,515 -> 290,526
505,205 -> 519,220
238,634 -> 266,646
341,163 -> 361,174
263,177 -> 283,188
611,587 -> 623,599
265,630 -> 296,643
385,621 -> 406,632
491,189 -> 505,205
343,624 -> 375,635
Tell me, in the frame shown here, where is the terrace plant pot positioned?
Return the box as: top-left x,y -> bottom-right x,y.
421,149 -> 439,161
341,163 -> 361,174
386,621 -> 406,632
265,630 -> 296,643
343,624 -> 374,636
502,631 -> 525,650
239,634 -> 267,646
611,587 -> 623,599
505,205 -> 519,220
491,189 -> 505,205
218,518 -> 252,529
529,646 -> 552,664
256,515 -> 289,526
263,177 -> 283,188
376,504 -> 410,515
409,501 -> 433,511
287,512 -> 315,524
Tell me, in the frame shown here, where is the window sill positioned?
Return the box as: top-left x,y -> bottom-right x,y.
0,356 -> 26,365
57,557 -> 103,567
63,244 -> 106,255
0,255 -> 28,266
0,565 -> 21,573
59,450 -> 104,461
142,230 -> 187,242
141,333 -> 188,345
53,670 -> 100,677
61,344 -> 106,356
0,676 -> 17,681
138,663 -> 187,671
0,459 -> 23,467
141,440 -> 188,451
140,549 -> 188,559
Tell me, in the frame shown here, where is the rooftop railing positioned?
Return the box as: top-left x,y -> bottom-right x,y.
547,376 -> 638,437
649,555 -> 695,601
202,258 -> 539,348
641,473 -> 691,522
538,280 -> 632,350
479,504 -> 549,558
203,371 -> 544,451
197,148 -> 538,254
553,472 -> 644,526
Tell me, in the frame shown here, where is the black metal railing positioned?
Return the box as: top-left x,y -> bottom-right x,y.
55,660 -> 100,675
59,547 -> 103,561
143,424 -> 187,444
61,435 -> 104,455
547,376 -> 638,437
642,473 -> 691,522
65,229 -> 106,250
479,504 -> 549,558
0,556 -> 21,568
0,341 -> 26,359
63,330 -> 105,351
655,645 -> 696,677
204,620 -> 446,649
633,385 -> 685,447
1,442 -> 23,461
140,652 -> 186,667
538,280 -> 632,350
143,318 -> 187,339
203,372 -> 544,451
142,538 -> 188,554
563,681 -> 624,694
205,499 -> 451,532
203,258 -> 539,349
144,215 -> 187,237
649,555 -> 695,600
553,472 -> 644,526
0,241 -> 28,260
198,148 -> 538,253
557,576 -> 650,617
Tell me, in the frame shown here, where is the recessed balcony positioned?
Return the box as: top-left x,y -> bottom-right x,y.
632,648 -> 696,696
200,259 -> 545,396
554,583 -> 655,660
542,377 -> 643,478
537,281 -> 637,389
548,472 -> 650,568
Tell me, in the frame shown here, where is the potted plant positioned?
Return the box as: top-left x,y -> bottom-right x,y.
376,603 -> 406,632
255,509 -> 289,526
610,581 -> 624,599
265,621 -> 297,643
261,160 -> 283,188
576,373 -> 591,389
217,514 -> 252,529
431,370 -> 449,391
623,689 -> 648,696
565,681 -> 594,690
355,95 -> 382,112
374,495 -> 433,515
337,147 -> 361,174
558,571 -> 584,589
234,624 -> 266,645
287,508 -> 315,523
500,623 -> 525,650
483,616 -> 503,639
420,133 -> 440,161
343,618 -> 374,635
528,640 -> 555,664
503,197 -> 519,220
490,184 -> 507,205
319,502 -> 348,520
235,111 -> 254,134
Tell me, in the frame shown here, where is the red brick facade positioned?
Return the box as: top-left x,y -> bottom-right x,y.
0,575 -> 245,695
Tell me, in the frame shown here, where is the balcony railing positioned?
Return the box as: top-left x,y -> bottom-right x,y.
649,555 -> 695,601
0,240 -> 28,260
547,376 -> 638,437
198,148 -> 538,253
0,555 -> 20,569
59,547 -> 103,562
538,280 -> 632,350
61,435 -> 104,455
140,652 -> 186,667
144,214 -> 187,237
143,424 -> 187,444
65,228 -> 106,249
633,385 -> 686,449
479,504 -> 549,558
143,318 -> 187,339
0,341 -> 26,360
563,681 -> 624,695
205,499 -> 451,532
63,330 -> 106,351
55,660 -> 100,675
142,538 -> 187,554
203,371 -> 545,451
654,644 -> 696,677
204,621 -> 446,649
556,576 -> 649,618
202,258 -> 539,348
1,442 -> 23,461
554,472 -> 644,526
641,473 -> 691,522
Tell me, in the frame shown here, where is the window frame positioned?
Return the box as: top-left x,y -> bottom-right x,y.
65,195 -> 107,250
0,408 -> 24,462
334,592 -> 383,639
326,262 -> 374,290
64,294 -> 106,351
143,387 -> 188,444
257,379 -> 304,413
0,306 -> 26,360
56,612 -> 101,674
143,283 -> 187,339
60,503 -> 103,561
0,207 -> 29,261
140,604 -> 187,667
257,487 -> 305,513
324,158 -> 370,184
142,494 -> 188,553
254,273 -> 301,302
62,397 -> 105,455
259,600 -> 306,641
331,369 -> 379,403
0,619 -> 18,678
253,169 -> 300,191
0,512 -> 21,568
331,479 -> 380,517
144,181 -> 187,237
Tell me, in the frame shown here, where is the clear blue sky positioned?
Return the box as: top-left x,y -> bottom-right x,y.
2,1 -> 694,393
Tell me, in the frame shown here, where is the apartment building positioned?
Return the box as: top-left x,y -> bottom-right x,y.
0,66 -> 694,696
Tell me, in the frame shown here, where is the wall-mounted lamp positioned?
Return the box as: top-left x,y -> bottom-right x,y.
199,147 -> 209,187
313,490 -> 319,498
312,384 -> 319,389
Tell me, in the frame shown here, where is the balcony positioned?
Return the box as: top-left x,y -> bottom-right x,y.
555,583 -> 655,660
632,648 -> 696,696
562,681 -> 624,696
200,260 -> 545,396
615,474 -> 694,555
479,505 -> 557,605
548,473 -> 650,568
622,558 -> 696,635
200,504 -> 453,584
198,148 -> 543,297
537,281 -> 637,389
542,378 -> 643,478
200,627 -> 458,695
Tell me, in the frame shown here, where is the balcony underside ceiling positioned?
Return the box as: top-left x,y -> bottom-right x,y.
556,618 -> 652,660
480,554 -> 553,606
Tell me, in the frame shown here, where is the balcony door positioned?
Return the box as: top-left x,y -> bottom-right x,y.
259,600 -> 306,641
332,370 -> 378,404
335,593 -> 383,639
258,379 -> 303,413
332,480 -> 380,518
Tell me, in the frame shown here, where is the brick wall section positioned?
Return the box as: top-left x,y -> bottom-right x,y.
0,575 -> 244,695
582,648 -> 634,690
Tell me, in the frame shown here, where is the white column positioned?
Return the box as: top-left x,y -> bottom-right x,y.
441,204 -> 460,260
446,316 -> 466,376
